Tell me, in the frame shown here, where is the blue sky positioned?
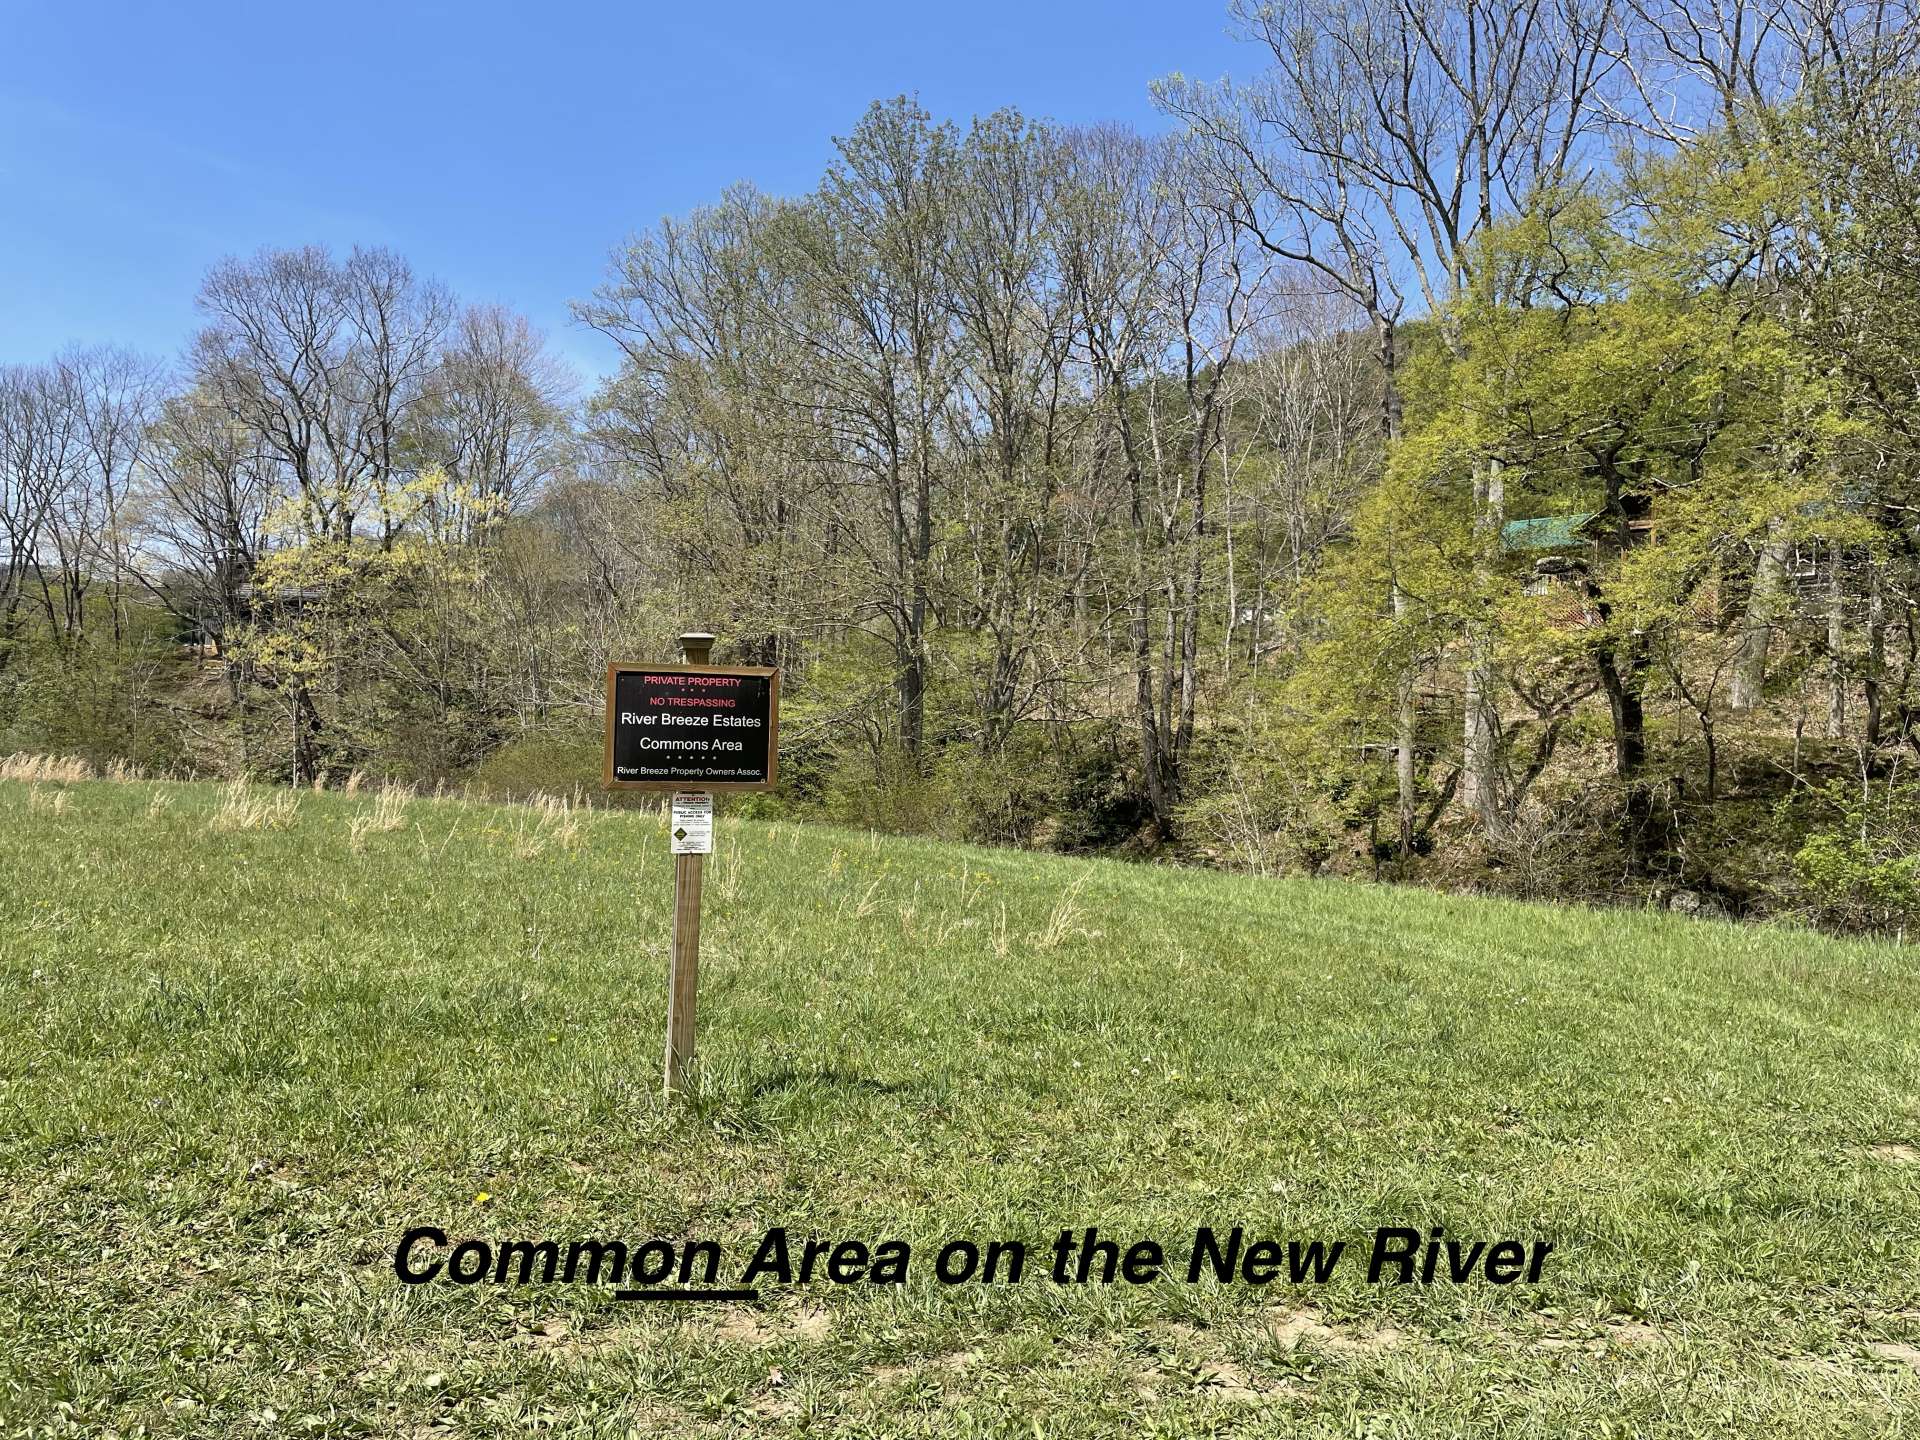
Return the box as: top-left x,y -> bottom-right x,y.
0,1 -> 1248,382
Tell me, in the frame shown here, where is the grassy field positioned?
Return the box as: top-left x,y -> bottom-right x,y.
2,774 -> 1918,1438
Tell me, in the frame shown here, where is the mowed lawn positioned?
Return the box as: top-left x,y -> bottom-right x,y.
3,777 -> 1919,1438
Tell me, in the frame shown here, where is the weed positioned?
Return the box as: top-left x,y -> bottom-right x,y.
1,753 -> 93,784
209,777 -> 301,832
1032,875 -> 1089,951
25,786 -> 70,816
348,788 -> 411,850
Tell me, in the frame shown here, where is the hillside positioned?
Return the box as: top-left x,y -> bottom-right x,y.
3,774 -> 1919,1437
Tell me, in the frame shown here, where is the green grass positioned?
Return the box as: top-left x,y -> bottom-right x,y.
3,776 -> 1918,1437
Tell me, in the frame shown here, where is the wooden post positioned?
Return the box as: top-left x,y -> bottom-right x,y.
664,630 -> 716,1095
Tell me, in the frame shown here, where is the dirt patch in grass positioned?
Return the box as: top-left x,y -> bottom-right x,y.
710,1309 -> 774,1346
1789,1341 -> 1920,1380
1135,1305 -> 1401,1401
500,1313 -> 659,1359
1529,1315 -> 1667,1355
246,1158 -> 304,1188
1606,1319 -> 1664,1345
1868,1341 -> 1920,1373
1125,1323 -> 1309,1406
871,1348 -> 981,1386
791,1305 -> 832,1342
1264,1304 -> 1404,1353
1869,1143 -> 1919,1164
496,1300 -> 834,1364
748,1370 -> 802,1423
706,1302 -> 832,1347
1195,1358 -> 1298,1403
514,1316 -> 576,1351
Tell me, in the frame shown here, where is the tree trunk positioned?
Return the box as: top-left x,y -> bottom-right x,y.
1865,557 -> 1886,751
1461,456 -> 1504,832
1729,521 -> 1789,712
290,681 -> 323,785
899,439 -> 933,762
1595,630 -> 1655,868
1126,447 -> 1174,838
1825,547 -> 1847,739
1378,314 -> 1415,861
896,638 -> 926,758
1134,601 -> 1171,835
1392,578 -> 1416,861
1595,637 -> 1648,776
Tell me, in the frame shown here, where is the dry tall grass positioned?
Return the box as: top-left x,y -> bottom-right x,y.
505,793 -> 583,859
1032,875 -> 1090,951
1,753 -> 94,784
348,788 -> 411,851
26,786 -> 71,816
209,778 -> 301,833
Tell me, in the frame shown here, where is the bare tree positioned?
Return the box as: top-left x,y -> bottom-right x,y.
339,248 -> 457,545
417,305 -> 575,539
192,245 -> 452,545
187,245 -> 454,782
577,184 -> 828,668
1066,128 -> 1271,837
17,362 -> 96,643
1234,290 -> 1380,666
142,389 -> 274,653
786,99 -> 961,758
67,347 -> 163,644
944,111 -> 1084,750
0,364 -> 81,666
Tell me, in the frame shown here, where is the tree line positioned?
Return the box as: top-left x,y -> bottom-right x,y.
5,0 -> 1920,933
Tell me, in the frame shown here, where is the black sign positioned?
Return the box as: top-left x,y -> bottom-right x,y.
603,664 -> 780,791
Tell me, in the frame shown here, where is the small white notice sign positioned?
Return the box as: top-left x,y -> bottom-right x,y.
669,791 -> 713,855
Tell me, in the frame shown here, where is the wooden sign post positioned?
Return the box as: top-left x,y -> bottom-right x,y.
664,631 -> 711,1097
603,633 -> 780,1096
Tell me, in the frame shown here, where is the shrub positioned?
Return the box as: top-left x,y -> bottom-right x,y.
816,741 -> 950,835
933,733 -> 1061,847
1778,779 -> 1920,936
468,733 -> 602,802
1173,730 -> 1347,874
0,639 -> 191,775
1049,730 -> 1152,853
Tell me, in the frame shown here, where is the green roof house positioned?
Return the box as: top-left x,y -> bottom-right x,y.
1500,513 -> 1599,554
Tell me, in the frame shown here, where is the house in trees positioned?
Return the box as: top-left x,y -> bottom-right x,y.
1500,512 -> 1604,627
1499,496 -> 1720,629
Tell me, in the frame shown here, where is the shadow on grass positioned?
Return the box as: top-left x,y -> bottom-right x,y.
745,1066 -> 920,1101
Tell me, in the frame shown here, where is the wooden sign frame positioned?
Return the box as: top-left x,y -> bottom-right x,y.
602,662 -> 781,793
